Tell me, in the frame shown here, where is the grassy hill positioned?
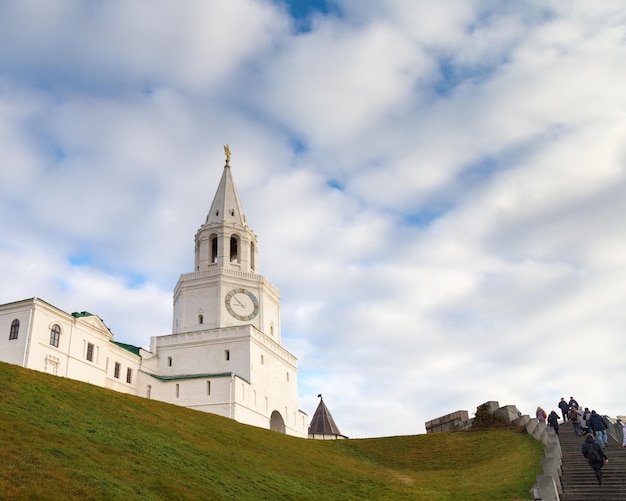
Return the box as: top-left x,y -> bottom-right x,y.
0,362 -> 543,500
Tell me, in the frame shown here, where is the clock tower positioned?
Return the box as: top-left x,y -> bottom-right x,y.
172,150 -> 281,342
148,147 -> 307,438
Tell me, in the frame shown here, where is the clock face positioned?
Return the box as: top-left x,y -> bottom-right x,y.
225,288 -> 259,321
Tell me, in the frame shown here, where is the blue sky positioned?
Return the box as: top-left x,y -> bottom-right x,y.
1,0 -> 626,438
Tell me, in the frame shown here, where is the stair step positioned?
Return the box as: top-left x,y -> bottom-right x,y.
553,422 -> 626,501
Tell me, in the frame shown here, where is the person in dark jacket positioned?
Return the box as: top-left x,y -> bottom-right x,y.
582,433 -> 608,485
588,410 -> 607,447
558,397 -> 569,420
569,407 -> 582,436
547,410 -> 560,434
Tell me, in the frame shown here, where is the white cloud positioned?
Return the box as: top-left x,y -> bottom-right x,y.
0,0 -> 286,91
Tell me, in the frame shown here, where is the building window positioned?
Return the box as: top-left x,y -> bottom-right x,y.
198,314 -> 204,324
147,385 -> 152,399
286,372 -> 290,382
225,349 -> 230,361
230,236 -> 238,262
86,343 -> 94,362
126,368 -> 132,384
176,383 -> 180,398
260,355 -> 264,365
207,381 -> 211,396
9,319 -> 19,340
211,235 -> 218,263
250,242 -> 256,270
114,362 -> 121,378
168,356 -> 172,367
50,324 -> 61,348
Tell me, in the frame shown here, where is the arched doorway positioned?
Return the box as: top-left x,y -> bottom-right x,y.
270,410 -> 286,433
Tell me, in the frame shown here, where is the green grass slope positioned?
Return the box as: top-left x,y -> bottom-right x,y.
0,362 -> 543,500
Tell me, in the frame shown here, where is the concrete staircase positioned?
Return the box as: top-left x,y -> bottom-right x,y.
559,425 -> 626,500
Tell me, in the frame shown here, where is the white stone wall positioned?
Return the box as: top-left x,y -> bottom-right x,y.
172,270 -> 221,333
146,322 -> 307,437
0,299 -> 33,366
152,326 -> 253,380
0,298 -> 143,392
104,347 -> 144,395
1,292 -> 307,438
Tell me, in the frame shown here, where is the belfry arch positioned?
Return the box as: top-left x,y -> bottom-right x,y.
230,235 -> 239,263
211,234 -> 218,263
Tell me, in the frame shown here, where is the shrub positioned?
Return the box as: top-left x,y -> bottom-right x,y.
470,403 -> 518,431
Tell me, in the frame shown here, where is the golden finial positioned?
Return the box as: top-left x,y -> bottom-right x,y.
224,144 -> 231,165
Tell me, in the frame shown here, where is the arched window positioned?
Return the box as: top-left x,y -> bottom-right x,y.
211,235 -> 218,263
198,314 -> 204,324
250,242 -> 256,270
168,356 -> 172,367
50,324 -> 61,347
195,240 -> 201,270
230,236 -> 238,263
146,385 -> 152,399
225,349 -> 230,361
9,319 -> 19,340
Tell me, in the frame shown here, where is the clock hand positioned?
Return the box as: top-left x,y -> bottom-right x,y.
233,297 -> 245,307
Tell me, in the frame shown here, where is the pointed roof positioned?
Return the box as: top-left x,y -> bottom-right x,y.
205,163 -> 247,227
308,395 -> 345,437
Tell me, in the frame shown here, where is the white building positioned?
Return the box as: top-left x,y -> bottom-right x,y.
0,154 -> 308,438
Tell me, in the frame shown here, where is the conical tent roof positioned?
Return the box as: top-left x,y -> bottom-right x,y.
308,396 -> 343,436
205,163 -> 247,228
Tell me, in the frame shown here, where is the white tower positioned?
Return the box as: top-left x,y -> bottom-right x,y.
147,147 -> 307,437
172,150 -> 280,341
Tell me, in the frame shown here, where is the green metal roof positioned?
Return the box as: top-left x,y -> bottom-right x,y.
111,341 -> 141,356
146,372 -> 249,383
71,311 -> 94,318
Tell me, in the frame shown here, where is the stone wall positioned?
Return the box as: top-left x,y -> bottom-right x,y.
424,410 -> 470,433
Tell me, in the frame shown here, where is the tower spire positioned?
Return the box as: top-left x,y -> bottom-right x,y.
205,151 -> 246,227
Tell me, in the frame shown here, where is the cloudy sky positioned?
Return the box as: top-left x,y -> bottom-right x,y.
1,0 -> 625,438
